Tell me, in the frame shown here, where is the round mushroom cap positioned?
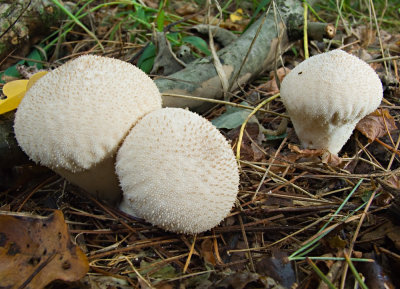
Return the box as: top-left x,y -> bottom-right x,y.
116,108 -> 239,234
14,55 -> 162,172
280,49 -> 383,154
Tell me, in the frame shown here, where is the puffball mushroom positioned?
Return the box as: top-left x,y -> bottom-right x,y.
280,49 -> 383,154
14,55 -> 162,204
116,108 -> 239,234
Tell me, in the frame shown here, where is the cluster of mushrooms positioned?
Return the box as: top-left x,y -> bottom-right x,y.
14,55 -> 240,234
13,50 -> 383,234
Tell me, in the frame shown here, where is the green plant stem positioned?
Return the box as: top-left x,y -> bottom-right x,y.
43,0 -> 159,52
289,179 -> 364,259
50,0 -> 105,52
303,0 -> 309,59
291,256 -> 373,262
307,258 -> 337,289
344,253 -> 369,289
236,93 -> 280,160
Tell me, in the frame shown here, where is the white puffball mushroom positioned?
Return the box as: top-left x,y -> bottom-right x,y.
116,108 -> 239,234
280,49 -> 383,154
14,55 -> 162,204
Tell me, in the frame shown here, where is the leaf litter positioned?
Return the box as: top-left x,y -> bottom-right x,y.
1,1 -> 400,288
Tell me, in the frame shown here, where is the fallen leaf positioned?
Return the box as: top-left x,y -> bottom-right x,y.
215,271 -> 259,289
1,71 -> 47,114
386,175 -> 400,190
387,230 -> 400,251
289,144 -> 343,167
212,101 -> 254,129
258,67 -> 291,95
289,144 -> 325,157
358,252 -> 397,289
0,79 -> 28,114
326,235 -> 347,249
255,250 -> 296,289
174,2 -> 198,16
0,210 -> 89,289
266,153 -> 298,174
200,239 -> 216,266
227,122 -> 265,162
83,275 -> 130,289
356,108 -> 397,141
136,259 -> 178,280
230,8 -> 244,23
321,151 -> 343,167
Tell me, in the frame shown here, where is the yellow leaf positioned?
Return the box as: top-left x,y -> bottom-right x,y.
0,71 -> 47,115
0,79 -> 28,114
230,8 -> 243,23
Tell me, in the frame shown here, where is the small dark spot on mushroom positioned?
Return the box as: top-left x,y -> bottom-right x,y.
298,71 -> 303,75
58,232 -> 62,240
42,248 -> 47,255
330,112 -> 340,125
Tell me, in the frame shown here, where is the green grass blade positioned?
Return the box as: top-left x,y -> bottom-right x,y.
307,258 -> 338,289
50,0 -> 105,52
289,179 -> 364,259
290,256 -> 374,262
344,253 -> 369,289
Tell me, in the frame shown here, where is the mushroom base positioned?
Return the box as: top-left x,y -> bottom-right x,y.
291,116 -> 358,154
55,156 -> 122,205
119,197 -> 139,217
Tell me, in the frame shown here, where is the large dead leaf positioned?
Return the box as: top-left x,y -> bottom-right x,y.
0,210 -> 89,289
356,109 -> 397,141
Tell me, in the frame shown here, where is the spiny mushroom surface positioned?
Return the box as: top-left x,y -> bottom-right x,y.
280,49 -> 383,154
14,55 -> 162,204
116,108 -> 239,234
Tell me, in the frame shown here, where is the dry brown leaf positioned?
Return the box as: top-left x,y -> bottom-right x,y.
267,153 -> 298,174
228,123 -> 265,162
255,250 -> 295,289
321,151 -> 343,167
386,175 -> 400,190
289,143 -> 325,157
219,18 -> 249,32
174,2 -> 198,16
289,144 -> 342,167
258,67 -> 291,95
200,239 -> 216,266
356,108 -> 397,141
0,210 -> 89,289
215,272 -> 260,289
326,235 -> 347,249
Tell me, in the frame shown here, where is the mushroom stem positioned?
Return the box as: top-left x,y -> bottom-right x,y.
291,115 -> 358,154
55,156 -> 121,205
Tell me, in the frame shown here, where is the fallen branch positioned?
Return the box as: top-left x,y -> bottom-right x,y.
157,0 -> 304,110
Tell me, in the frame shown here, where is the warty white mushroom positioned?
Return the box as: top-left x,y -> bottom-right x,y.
116,108 -> 240,234
14,55 -> 162,204
280,49 -> 383,154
